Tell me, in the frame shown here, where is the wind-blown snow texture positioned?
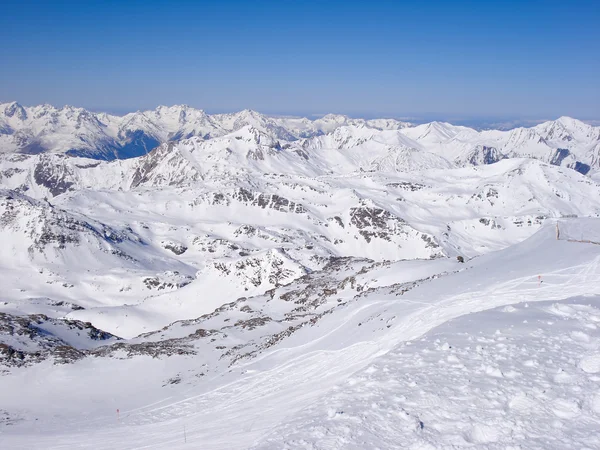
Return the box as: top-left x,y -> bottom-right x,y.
1,102 -> 600,449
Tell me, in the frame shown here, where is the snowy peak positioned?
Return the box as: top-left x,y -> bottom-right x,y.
2,102 -> 27,121
403,121 -> 472,143
535,116 -> 600,144
395,117 -> 599,174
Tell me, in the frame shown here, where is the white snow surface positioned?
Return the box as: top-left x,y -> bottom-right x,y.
1,103 -> 600,449
1,221 -> 600,448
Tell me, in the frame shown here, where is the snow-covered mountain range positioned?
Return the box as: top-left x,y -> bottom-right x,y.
0,102 -> 411,159
2,102 -> 600,448
1,102 -> 599,175
1,103 -> 600,338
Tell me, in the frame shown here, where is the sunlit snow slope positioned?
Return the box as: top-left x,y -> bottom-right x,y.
1,104 -> 600,449
1,221 -> 599,448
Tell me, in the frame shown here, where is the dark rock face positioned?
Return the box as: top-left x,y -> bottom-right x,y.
0,167 -> 24,183
350,206 -> 405,243
350,206 -> 399,230
332,216 -> 344,228
0,312 -> 118,367
550,148 -> 571,166
211,193 -> 229,205
4,102 -> 27,120
162,241 -> 188,255
470,186 -> 499,205
386,182 -> 427,191
33,156 -> 75,196
572,161 -> 591,175
234,187 -> 254,203
348,205 -> 440,250
193,235 -> 240,254
20,141 -> 48,155
93,341 -> 197,359
233,188 -> 306,213
143,272 -> 193,291
466,145 -> 505,165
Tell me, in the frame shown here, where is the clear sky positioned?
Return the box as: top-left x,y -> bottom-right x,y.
1,0 -> 598,119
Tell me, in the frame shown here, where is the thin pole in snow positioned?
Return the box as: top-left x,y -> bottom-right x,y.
184,425 -> 187,443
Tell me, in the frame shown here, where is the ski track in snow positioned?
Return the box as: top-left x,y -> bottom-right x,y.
3,232 -> 600,449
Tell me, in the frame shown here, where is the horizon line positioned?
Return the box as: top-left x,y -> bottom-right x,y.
1,99 -> 599,128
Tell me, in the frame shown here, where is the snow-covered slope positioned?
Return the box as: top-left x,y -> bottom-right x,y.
1,149 -> 600,339
399,116 -> 600,174
1,220 -> 599,448
2,102 -> 600,448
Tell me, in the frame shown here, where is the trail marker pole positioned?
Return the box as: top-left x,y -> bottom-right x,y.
117,409 -> 120,422
538,275 -> 541,287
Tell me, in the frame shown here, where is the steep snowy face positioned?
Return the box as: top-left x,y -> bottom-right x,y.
0,152 -> 132,197
120,105 -> 218,139
401,121 -> 478,145
0,189 -> 148,267
297,126 -> 453,173
496,120 -> 599,174
305,125 -> 418,150
535,116 -> 600,144
125,126 -> 325,183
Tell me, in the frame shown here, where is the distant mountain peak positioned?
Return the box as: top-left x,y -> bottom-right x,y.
3,101 -> 27,120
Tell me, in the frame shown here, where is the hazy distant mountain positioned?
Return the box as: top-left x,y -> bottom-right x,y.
1,102 -> 598,176
0,102 -> 411,160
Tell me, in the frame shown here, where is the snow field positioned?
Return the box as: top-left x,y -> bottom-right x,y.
1,222 -> 599,448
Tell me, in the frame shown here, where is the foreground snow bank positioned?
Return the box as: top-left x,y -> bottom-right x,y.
254,296 -> 600,449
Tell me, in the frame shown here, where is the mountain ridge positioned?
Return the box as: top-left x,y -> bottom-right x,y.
1,102 -> 599,176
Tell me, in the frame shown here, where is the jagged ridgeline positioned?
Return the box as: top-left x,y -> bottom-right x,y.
0,103 -> 599,173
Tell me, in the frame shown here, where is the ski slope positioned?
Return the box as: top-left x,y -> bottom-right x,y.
2,221 -> 600,448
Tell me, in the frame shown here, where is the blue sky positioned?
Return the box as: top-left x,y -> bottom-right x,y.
1,0 -> 598,120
